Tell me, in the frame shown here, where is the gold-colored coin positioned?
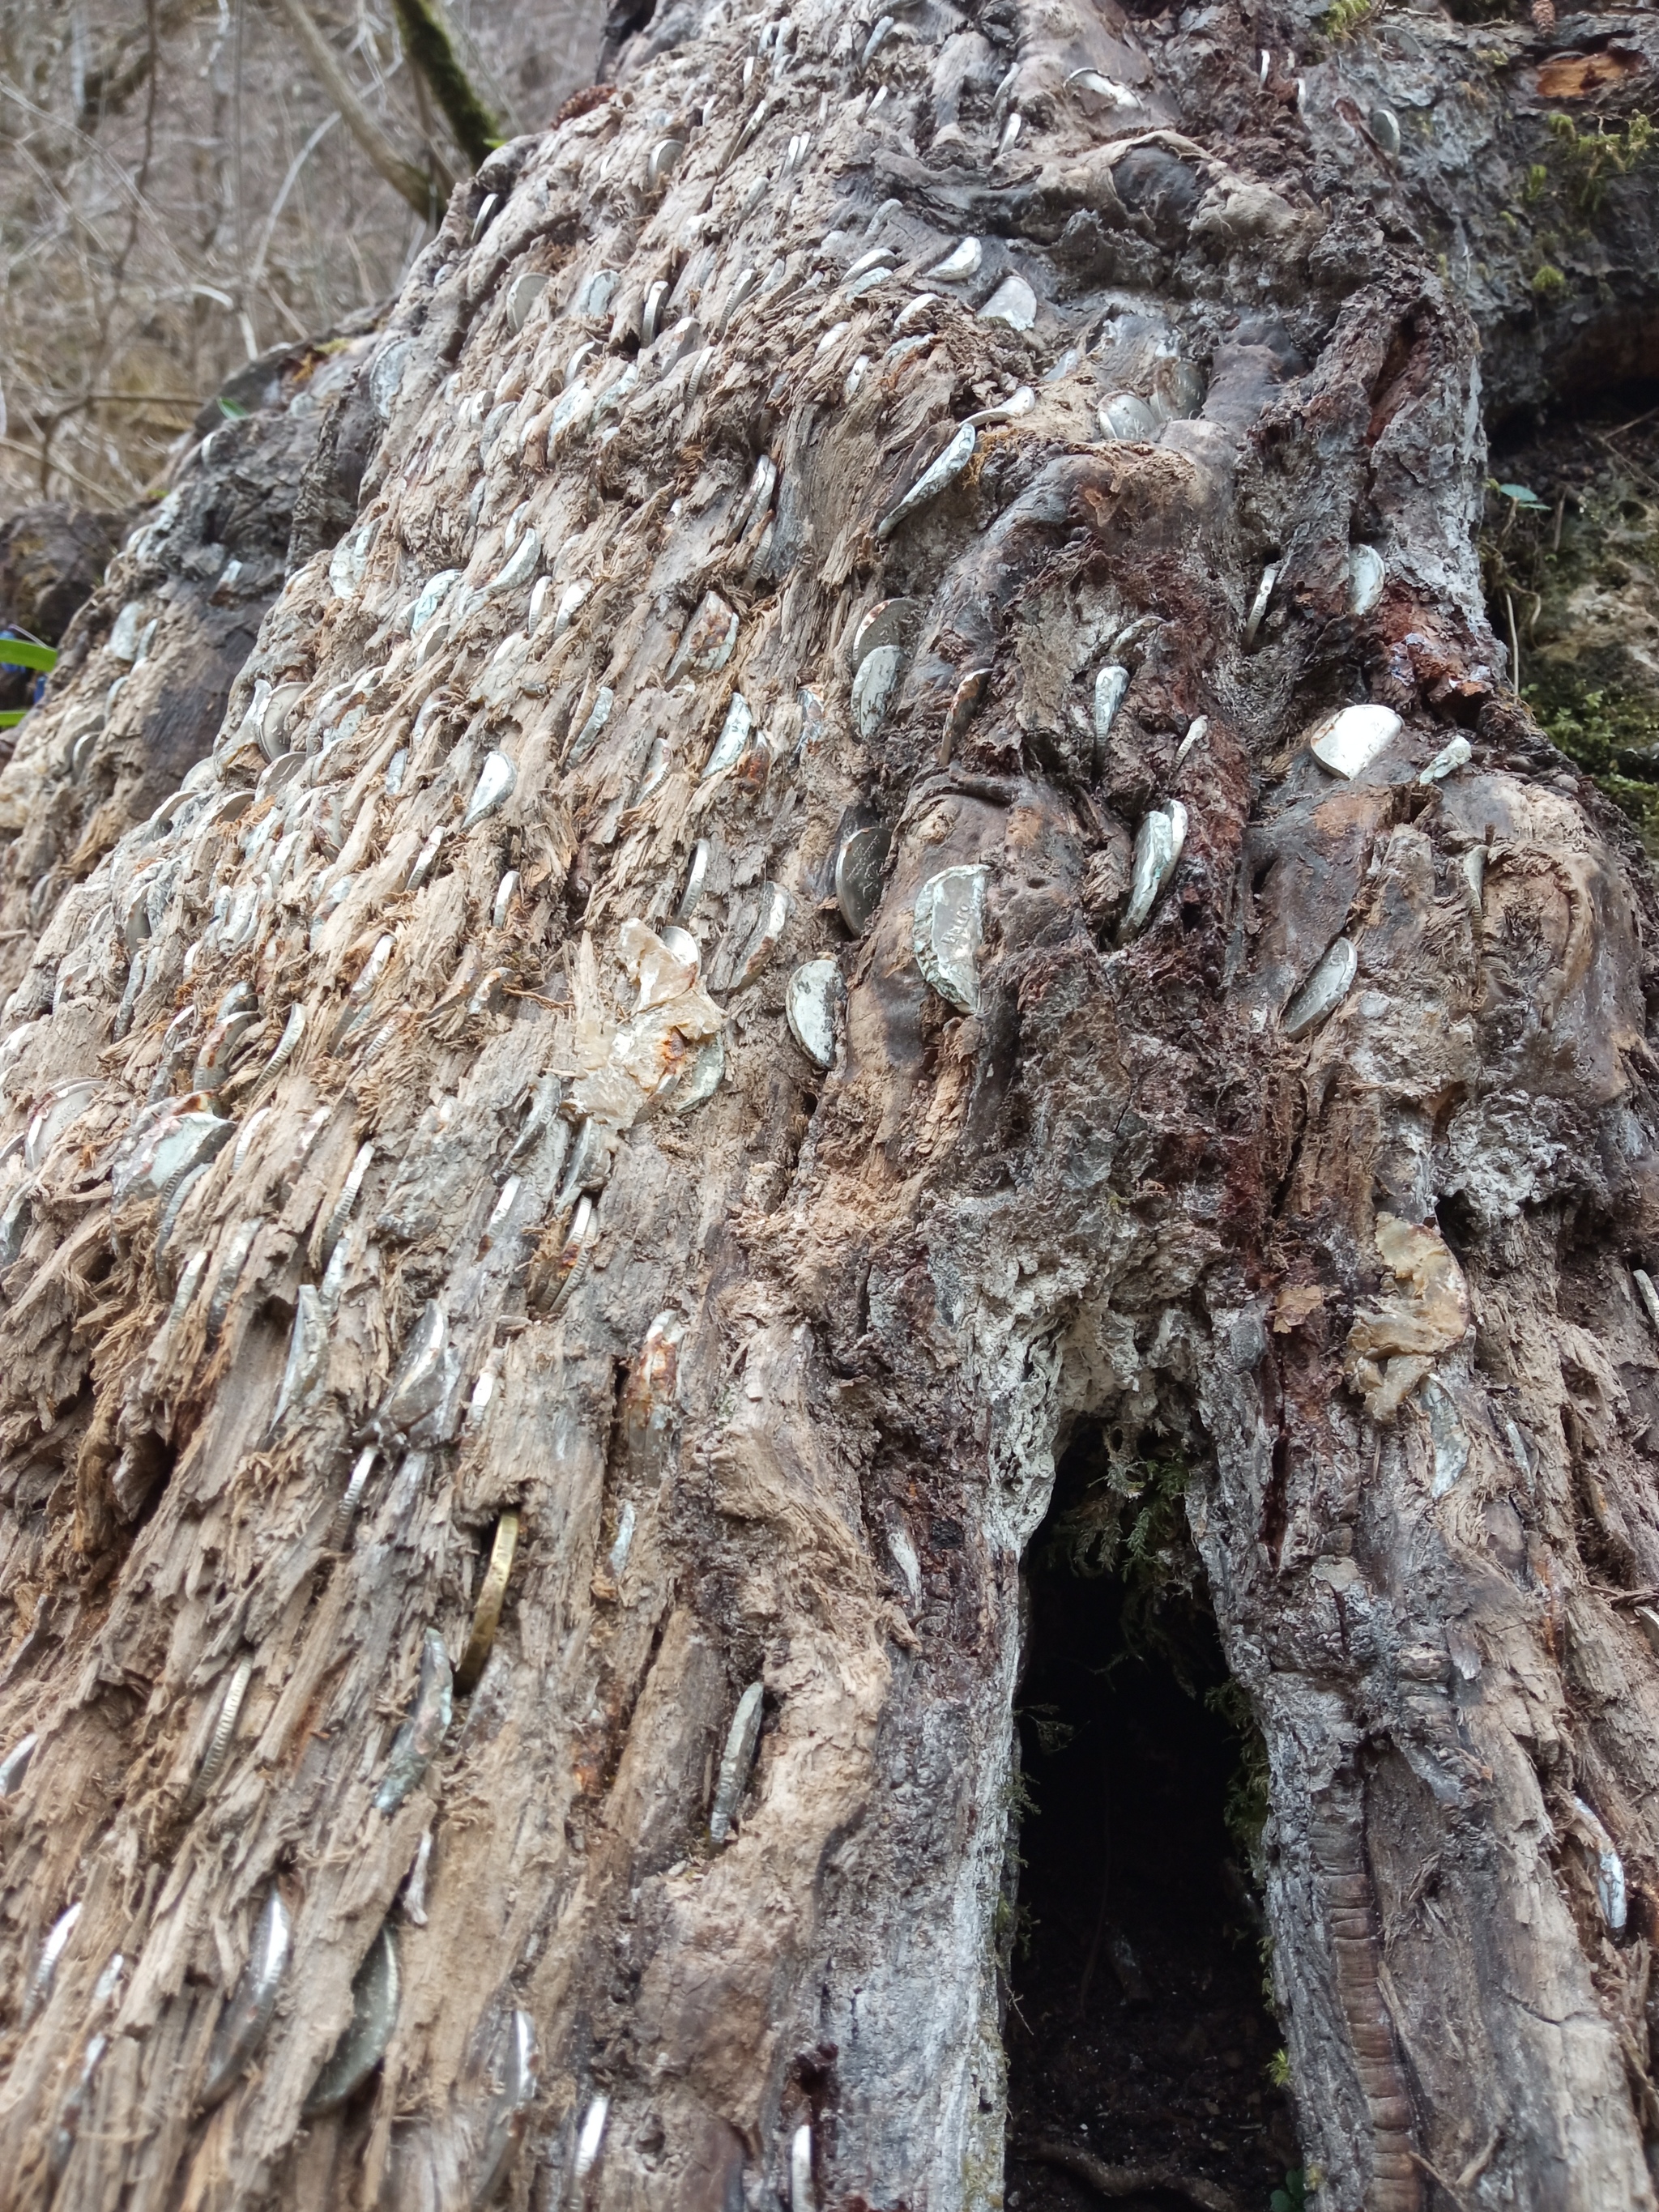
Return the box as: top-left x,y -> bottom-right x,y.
455,1510 -> 518,1694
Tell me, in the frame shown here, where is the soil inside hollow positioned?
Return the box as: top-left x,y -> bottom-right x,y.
1004,1438 -> 1298,2212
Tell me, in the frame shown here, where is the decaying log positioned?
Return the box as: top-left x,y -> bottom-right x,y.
0,2 -> 1657,2210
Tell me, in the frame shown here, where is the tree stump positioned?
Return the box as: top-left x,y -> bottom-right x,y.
0,4 -> 1657,2210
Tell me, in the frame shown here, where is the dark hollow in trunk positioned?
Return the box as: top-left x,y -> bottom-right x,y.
1007,1423 -> 1294,2212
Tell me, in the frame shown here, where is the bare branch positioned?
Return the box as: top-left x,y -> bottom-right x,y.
75,0 -> 206,129
246,108 -> 339,293
0,82 -> 194,278
0,433 -> 117,502
390,0 -> 501,172
263,0 -> 445,219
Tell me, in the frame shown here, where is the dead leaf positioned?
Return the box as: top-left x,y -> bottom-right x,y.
1273,1283 -> 1327,1332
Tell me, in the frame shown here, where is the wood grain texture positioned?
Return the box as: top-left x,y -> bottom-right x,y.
0,2 -> 1658,2208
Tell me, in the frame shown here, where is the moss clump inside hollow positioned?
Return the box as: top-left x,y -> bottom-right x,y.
1481,436 -> 1659,850
1525,674 -> 1659,848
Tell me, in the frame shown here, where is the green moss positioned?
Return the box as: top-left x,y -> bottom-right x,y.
1525,676 -> 1659,772
390,0 -> 501,170
992,1890 -> 1035,1959
1045,1448 -> 1210,1684
1046,1463 -> 1125,1578
1531,262 -> 1567,298
1023,1703 -> 1074,1757
1003,1761 -> 1038,1824
1544,109 -> 1653,223
1205,1677 -> 1271,1870
1525,679 -> 1659,846
1480,458 -> 1659,848
1321,0 -> 1378,38
1046,1450 -> 1187,1580
1121,1455 -> 1191,1590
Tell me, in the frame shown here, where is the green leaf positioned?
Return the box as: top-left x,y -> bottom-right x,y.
0,710 -> 27,729
216,396 -> 250,421
1271,2195 -> 1293,2212
0,637 -> 57,672
1494,481 -> 1548,509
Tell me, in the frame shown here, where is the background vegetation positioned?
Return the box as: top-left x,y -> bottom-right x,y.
0,0 -> 600,510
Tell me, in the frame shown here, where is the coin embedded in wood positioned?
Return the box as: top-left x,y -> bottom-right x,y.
787,959 -> 845,1068
835,821 -> 891,936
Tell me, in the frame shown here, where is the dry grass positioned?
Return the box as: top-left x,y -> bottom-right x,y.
0,0 -> 600,513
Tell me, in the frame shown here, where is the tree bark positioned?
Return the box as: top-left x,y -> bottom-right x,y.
0,4 -> 1657,2211
0,321 -> 383,1007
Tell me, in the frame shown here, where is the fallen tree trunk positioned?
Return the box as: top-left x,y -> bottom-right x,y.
1,2 -> 1658,2210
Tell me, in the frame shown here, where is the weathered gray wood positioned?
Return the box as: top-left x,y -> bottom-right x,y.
0,322 -> 382,1012
1,3 -> 1658,2210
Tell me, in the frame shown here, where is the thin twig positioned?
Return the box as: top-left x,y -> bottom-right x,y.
235,0 -> 249,353
247,109 -> 340,293
0,83 -> 192,275
1410,2147 -> 1472,2209
1593,429 -> 1659,500
1456,2129 -> 1500,2190
0,436 -> 120,502
15,393 -> 198,420
259,277 -> 311,339
106,0 -> 162,300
